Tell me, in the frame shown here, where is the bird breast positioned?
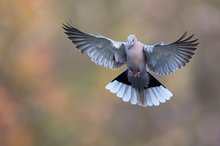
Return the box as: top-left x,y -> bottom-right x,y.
126,41 -> 145,70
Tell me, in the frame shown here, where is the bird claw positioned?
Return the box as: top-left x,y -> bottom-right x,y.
134,72 -> 141,78
128,70 -> 141,78
128,70 -> 133,77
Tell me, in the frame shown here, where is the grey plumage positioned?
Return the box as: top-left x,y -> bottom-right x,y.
63,24 -> 126,69
63,24 -> 199,107
144,32 -> 199,75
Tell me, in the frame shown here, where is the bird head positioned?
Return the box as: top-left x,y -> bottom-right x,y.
127,34 -> 137,49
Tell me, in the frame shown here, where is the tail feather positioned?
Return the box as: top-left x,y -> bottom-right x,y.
137,88 -> 145,105
105,70 -> 173,107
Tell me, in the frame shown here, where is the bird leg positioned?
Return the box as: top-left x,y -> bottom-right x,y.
134,71 -> 141,78
128,69 -> 134,77
128,69 -> 141,78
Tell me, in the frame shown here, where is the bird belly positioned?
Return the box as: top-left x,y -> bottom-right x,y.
126,47 -> 145,72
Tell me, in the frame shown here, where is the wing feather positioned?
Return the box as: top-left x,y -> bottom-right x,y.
63,23 -> 126,69
144,32 -> 199,75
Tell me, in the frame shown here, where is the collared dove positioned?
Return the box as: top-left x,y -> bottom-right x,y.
63,23 -> 199,107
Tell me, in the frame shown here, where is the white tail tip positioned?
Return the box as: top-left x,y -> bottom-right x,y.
106,81 -> 173,107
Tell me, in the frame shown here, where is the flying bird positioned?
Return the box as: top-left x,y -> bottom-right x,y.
63,23 -> 199,107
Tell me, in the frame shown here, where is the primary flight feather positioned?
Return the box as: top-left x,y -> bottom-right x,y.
63,23 -> 199,107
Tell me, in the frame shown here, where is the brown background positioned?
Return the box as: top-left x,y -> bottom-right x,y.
0,0 -> 220,146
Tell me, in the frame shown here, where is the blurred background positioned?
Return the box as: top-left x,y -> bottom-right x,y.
0,0 -> 220,146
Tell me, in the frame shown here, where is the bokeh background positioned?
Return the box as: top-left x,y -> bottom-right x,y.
1,0 -> 220,146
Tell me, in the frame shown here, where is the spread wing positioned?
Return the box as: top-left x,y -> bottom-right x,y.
63,24 -> 126,69
144,32 -> 199,75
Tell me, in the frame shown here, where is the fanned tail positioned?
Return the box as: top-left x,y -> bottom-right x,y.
105,70 -> 173,107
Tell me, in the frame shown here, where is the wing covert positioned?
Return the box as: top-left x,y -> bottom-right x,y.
144,32 -> 199,75
63,24 -> 126,69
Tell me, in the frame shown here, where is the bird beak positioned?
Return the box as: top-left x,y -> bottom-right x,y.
128,43 -> 132,49
125,42 -> 132,49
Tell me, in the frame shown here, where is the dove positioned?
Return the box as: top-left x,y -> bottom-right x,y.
63,23 -> 198,107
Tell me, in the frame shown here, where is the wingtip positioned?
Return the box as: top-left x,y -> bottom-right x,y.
175,31 -> 199,46
62,20 -> 77,31
175,31 -> 188,42
62,23 -> 71,32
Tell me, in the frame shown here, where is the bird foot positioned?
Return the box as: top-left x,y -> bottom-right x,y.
128,70 -> 133,77
134,72 -> 141,78
128,70 -> 141,78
